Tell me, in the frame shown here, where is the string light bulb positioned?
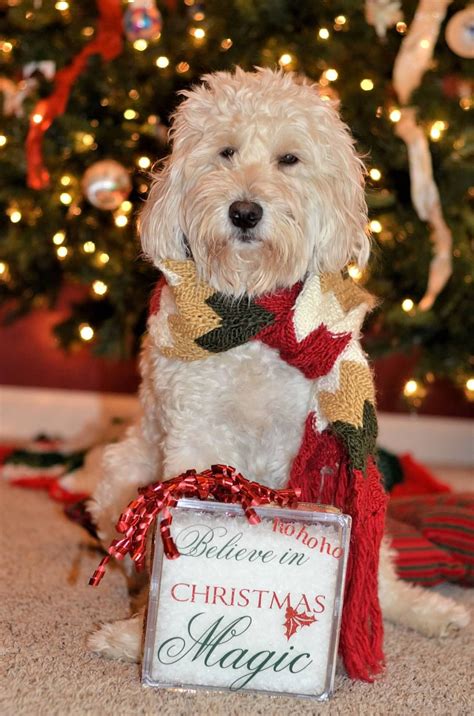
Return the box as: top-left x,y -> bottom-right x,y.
318,28 -> 330,40
278,53 -> 292,67
221,38 -> 232,50
83,241 -> 96,253
81,133 -> 94,147
53,231 -> 65,245
429,120 -> 447,142
32,113 -> 44,124
56,246 -> 68,259
55,1 -> 69,10
348,265 -> 362,281
155,56 -> 169,69
92,280 -> 108,296
137,156 -> 151,169
389,108 -> 401,123
115,214 -> 128,227
335,16 -> 346,25
98,252 -> 110,265
10,210 -> 22,223
325,69 -> 338,82
403,378 -> 427,406
120,200 -> 132,213
369,168 -> 381,181
403,379 -> 419,396
133,39 -> 148,51
60,175 -> 71,186
79,323 -> 94,341
124,109 -> 138,120
191,27 -> 205,39
60,192 -> 72,205
401,298 -> 414,312
0,135 -> 7,147
369,220 -> 382,233
360,79 -> 374,91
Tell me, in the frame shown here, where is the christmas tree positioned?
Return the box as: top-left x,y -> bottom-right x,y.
0,0 -> 472,405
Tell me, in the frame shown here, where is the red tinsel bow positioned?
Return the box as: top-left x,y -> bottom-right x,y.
26,0 -> 124,189
90,465 -> 300,587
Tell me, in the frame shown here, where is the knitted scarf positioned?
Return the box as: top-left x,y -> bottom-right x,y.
148,259 -> 387,682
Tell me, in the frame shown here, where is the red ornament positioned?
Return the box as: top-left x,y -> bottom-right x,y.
124,0 -> 162,42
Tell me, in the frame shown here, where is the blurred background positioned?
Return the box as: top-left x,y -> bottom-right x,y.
0,0 -> 473,418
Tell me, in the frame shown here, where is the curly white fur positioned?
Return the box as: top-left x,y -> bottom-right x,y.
88,68 -> 469,662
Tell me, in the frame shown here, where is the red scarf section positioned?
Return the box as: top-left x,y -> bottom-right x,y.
253,288 -> 387,680
289,419 -> 387,681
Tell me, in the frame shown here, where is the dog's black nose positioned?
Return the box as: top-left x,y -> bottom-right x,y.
229,201 -> 263,230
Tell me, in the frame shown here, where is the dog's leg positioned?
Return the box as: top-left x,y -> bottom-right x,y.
379,540 -> 470,636
88,425 -> 162,549
88,607 -> 145,662
88,341 -> 165,549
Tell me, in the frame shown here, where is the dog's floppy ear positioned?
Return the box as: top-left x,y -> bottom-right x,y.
139,88 -> 206,265
139,155 -> 187,265
305,88 -> 370,273
140,76 -> 223,265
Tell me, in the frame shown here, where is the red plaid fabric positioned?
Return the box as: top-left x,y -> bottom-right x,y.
387,493 -> 474,586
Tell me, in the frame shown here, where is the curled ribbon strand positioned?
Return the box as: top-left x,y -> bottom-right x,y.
89,464 -> 300,587
392,0 -> 453,310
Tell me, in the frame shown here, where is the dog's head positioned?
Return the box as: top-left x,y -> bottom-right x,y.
140,67 -> 369,296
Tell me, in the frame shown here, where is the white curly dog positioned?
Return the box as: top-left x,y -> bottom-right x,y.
88,68 -> 469,662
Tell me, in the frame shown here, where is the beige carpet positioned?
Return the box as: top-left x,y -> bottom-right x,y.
1,468 -> 473,716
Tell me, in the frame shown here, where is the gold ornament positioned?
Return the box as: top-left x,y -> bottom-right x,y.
82,160 -> 131,211
445,8 -> 474,59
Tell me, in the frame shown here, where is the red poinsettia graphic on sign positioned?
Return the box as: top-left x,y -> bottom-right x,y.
283,604 -> 317,640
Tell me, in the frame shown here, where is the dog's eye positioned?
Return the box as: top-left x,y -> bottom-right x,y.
220,147 -> 235,160
278,154 -> 299,166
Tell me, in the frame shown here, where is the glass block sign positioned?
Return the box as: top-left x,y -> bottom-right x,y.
143,499 -> 351,700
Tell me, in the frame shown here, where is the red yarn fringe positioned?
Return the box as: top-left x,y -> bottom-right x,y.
289,414 -> 387,681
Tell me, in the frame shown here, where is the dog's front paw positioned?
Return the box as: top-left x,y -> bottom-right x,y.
87,613 -> 143,662
418,599 -> 470,638
426,599 -> 471,637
